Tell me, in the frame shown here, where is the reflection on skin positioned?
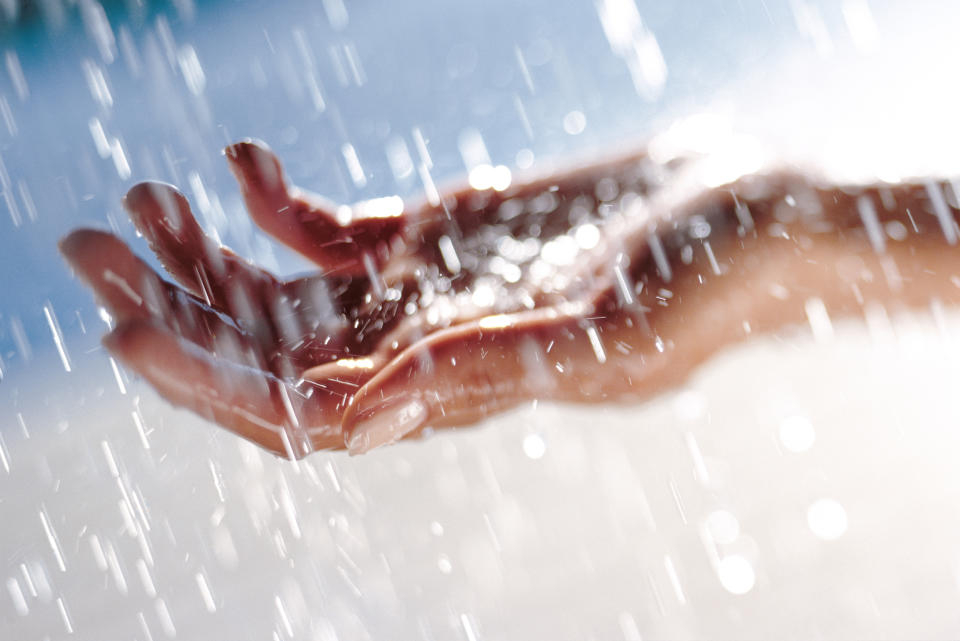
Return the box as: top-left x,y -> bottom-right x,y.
60,139 -> 960,457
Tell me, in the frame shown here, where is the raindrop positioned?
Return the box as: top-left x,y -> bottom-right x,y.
807,498 -> 848,540
885,220 -> 908,241
717,555 -> 755,595
437,554 -> 453,574
196,571 -> 216,612
80,0 -> 117,63
56,596 -> 74,633
924,181 -> 957,245
663,555 -> 687,604
842,0 -> 880,52
82,59 -> 113,108
704,510 -> 740,545
541,235 -> 578,266
469,164 -> 511,191
586,324 -> 607,364
563,110 -> 586,135
342,42 -> 367,86
111,138 -> 131,179
596,0 -> 667,99
685,432 -> 709,484
412,126 -> 432,168
322,0 -> 349,29
522,433 -> 546,459
5,50 -> 28,101
460,613 -> 480,641
173,0 -> 196,21
0,94 -> 16,135
703,241 -> 723,276
459,128 -> 491,169
417,161 -> 441,206
341,143 -> 367,188
275,596 -> 293,636
778,415 -> 815,453
386,136 -> 414,181
0,433 -> 10,474
672,389 -> 705,421
117,26 -> 141,76
857,195 -> 885,253
39,506 -> 66,572
177,45 -> 206,95
804,297 -> 834,342
438,235 -> 461,275
44,302 -> 72,372
156,597 -> 177,637
471,283 -> 495,307
136,558 -> 157,597
793,0 -> 833,57
648,231 -> 672,282
516,148 -> 535,169
573,224 -> 600,249
688,216 -> 711,239
6,577 -> 27,615
514,45 -> 535,93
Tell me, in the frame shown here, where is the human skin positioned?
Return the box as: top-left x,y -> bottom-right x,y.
59,140 -> 960,457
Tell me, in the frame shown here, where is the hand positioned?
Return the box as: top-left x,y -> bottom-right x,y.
59,140 -> 667,456
61,140 -> 960,456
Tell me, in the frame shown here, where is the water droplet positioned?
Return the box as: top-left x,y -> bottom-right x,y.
563,110 -> 586,135
807,498 -> 848,540
516,148 -> 535,169
438,554 -> 453,574
717,555 -> 755,595
341,143 -> 367,188
705,510 -> 740,545
804,297 -> 834,341
779,415 -> 815,453
522,433 -> 546,459
596,0 -> 667,99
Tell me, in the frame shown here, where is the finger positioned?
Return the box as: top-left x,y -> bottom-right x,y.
104,320 -> 346,457
123,181 -> 279,311
59,229 -> 251,356
224,140 -> 405,275
60,228 -> 172,321
339,304 -> 660,454
124,181 -> 324,364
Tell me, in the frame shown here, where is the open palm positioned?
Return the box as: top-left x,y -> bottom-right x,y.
61,140 -> 960,456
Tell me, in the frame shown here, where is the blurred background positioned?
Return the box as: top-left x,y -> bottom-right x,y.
3,0 -> 960,638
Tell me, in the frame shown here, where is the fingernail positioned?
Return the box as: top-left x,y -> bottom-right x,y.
58,230 -> 88,262
224,141 -> 284,193
123,182 -> 187,234
347,398 -> 427,455
58,229 -> 122,272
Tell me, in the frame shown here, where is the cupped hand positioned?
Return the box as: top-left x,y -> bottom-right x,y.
61,140 -> 960,456
59,140 -> 673,455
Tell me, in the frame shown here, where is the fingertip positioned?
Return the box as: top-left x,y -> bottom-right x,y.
123,181 -> 202,243
123,181 -> 185,214
59,228 -> 101,262
58,228 -> 129,273
224,139 -> 286,195
102,319 -> 158,361
125,182 -> 183,230
344,395 -> 428,455
341,361 -> 430,454
223,138 -> 273,162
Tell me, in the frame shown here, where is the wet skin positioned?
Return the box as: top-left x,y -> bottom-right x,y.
60,140 -> 960,457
